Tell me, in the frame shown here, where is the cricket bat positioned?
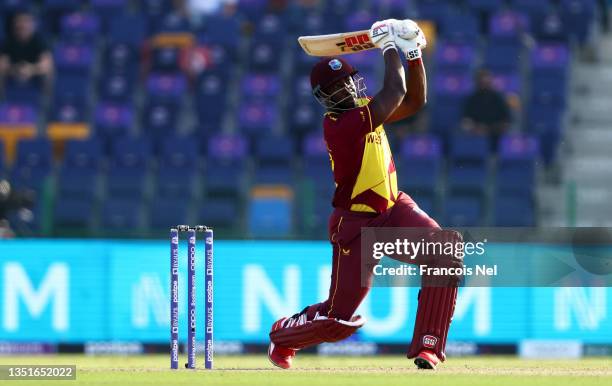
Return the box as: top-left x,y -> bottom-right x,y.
298,30 -> 376,56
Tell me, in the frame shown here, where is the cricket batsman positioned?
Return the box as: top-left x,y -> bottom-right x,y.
268,19 -> 463,370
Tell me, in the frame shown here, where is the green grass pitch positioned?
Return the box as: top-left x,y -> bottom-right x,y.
1,355 -> 610,385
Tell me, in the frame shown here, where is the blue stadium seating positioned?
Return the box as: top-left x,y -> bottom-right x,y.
493,193 -> 535,226
149,199 -> 190,231
101,198 -> 142,231
106,138 -> 152,198
497,134 -> 539,197
58,139 -> 103,198
156,136 -> 199,199
199,197 -> 240,230
53,195 -> 95,229
0,141 -> 5,175
11,139 -> 53,192
560,0 -> 596,43
447,134 -> 489,194
399,135 -> 442,196
444,194 -> 484,226
108,14 -> 147,46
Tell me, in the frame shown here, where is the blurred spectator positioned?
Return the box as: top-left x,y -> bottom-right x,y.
0,11 -> 54,99
461,69 -> 511,149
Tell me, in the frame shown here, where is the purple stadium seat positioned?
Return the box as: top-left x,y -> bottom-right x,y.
489,10 -> 530,39
434,73 -> 474,98
511,0 -> 552,19
54,42 -> 94,74
293,75 -> 313,100
238,101 -> 278,136
104,43 -> 140,76
0,103 -> 37,125
531,43 -> 570,70
254,13 -> 287,42
303,132 -> 327,158
290,100 -> 320,135
434,41 -> 477,72
11,138 -> 52,192
108,15 -> 147,46
256,135 -> 293,165
399,135 -> 442,196
94,102 -> 133,138
490,72 -> 521,95
51,98 -> 87,122
498,134 -> 539,195
98,72 -> 135,102
248,41 -> 279,73
207,134 -> 248,161
151,47 -> 181,72
466,0 -> 503,13
560,0 -> 596,43
344,9 -> 376,31
61,12 -> 100,41
444,194 -> 483,226
347,50 -> 379,73
146,73 -> 188,102
241,74 -> 282,99
141,101 -> 179,138
237,0 -> 268,20
294,45 -> 317,72
484,40 -> 523,72
440,12 -> 480,42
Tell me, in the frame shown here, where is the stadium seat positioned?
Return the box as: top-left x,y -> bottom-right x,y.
439,12 -> 480,42
444,194 -> 484,226
151,47 -> 181,72
489,10 -> 530,42
149,198 -> 191,231
199,197 -> 240,230
146,73 -> 187,104
497,134 -> 539,196
141,101 -> 179,139
98,71 -> 135,102
247,41 -> 280,73
50,97 -> 87,123
0,141 -> 4,175
237,101 -> 278,137
198,13 -> 241,49
60,12 -> 100,42
399,135 -> 442,196
205,134 -> 247,198
53,195 -> 95,230
104,43 -> 140,76
94,102 -> 134,139
108,14 -> 147,46
241,74 -> 282,100
256,135 -> 293,165
11,138 -> 53,192
466,0 -> 503,13
434,41 -> 477,73
253,13 -> 288,43
156,136 -> 199,199
447,133 -> 489,194
106,138 -> 152,198
484,40 -> 523,73
58,138 -> 103,198
101,197 -> 142,231
560,0 -> 596,44
493,193 -> 535,226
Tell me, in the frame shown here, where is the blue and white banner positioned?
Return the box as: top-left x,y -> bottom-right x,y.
0,240 -> 611,343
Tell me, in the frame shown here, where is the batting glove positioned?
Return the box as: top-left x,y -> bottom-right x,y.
394,20 -> 427,61
370,19 -> 400,55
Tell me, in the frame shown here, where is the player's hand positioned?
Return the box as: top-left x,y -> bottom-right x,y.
370,19 -> 400,55
394,20 -> 427,61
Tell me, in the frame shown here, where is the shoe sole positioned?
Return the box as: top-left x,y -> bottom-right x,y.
414,357 -> 436,370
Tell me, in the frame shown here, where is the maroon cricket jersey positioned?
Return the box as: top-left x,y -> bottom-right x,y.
323,98 -> 399,214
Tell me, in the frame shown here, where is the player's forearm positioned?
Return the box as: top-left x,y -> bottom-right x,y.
404,58 -> 427,109
382,48 -> 407,98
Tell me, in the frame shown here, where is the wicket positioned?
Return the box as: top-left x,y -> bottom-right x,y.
170,225 -> 214,370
